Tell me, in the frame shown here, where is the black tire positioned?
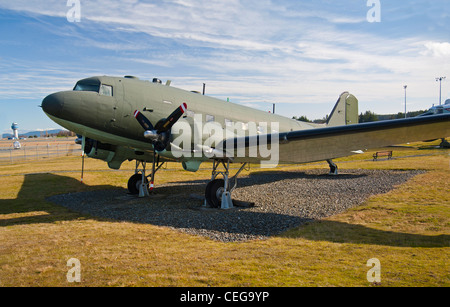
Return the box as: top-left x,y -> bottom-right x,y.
330,164 -> 338,174
127,173 -> 147,195
205,179 -> 224,208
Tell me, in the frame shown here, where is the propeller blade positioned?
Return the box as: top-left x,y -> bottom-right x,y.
156,103 -> 187,133
134,104 -> 187,152
134,110 -> 154,131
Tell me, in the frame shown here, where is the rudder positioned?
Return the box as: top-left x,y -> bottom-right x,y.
326,92 -> 359,127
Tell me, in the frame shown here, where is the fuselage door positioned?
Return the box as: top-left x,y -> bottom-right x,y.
110,79 -> 132,131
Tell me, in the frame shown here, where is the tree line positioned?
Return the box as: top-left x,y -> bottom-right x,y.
293,110 -> 427,124
358,110 -> 427,122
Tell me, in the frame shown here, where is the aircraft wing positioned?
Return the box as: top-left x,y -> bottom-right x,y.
221,113 -> 450,164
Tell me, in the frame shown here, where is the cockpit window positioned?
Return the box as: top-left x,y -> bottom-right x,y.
73,81 -> 113,97
100,84 -> 113,96
73,82 -> 100,92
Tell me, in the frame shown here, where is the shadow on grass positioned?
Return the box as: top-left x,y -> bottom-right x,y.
280,220 -> 449,248
2,172 -> 447,248
0,173 -> 115,226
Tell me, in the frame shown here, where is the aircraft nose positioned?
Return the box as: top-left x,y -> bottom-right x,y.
42,92 -> 64,117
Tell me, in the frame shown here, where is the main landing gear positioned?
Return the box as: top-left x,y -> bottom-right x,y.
327,159 -> 338,175
204,160 -> 248,209
127,152 -> 164,197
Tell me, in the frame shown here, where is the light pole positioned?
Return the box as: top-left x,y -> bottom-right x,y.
436,76 -> 446,105
403,85 -> 407,118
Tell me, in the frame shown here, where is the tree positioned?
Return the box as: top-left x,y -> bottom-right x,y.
292,115 -> 312,123
359,111 -> 378,123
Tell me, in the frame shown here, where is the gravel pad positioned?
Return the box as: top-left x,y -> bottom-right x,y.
47,169 -> 423,242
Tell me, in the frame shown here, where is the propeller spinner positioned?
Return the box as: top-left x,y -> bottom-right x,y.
134,103 -> 187,151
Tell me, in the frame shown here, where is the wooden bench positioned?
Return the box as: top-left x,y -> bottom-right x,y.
373,151 -> 393,161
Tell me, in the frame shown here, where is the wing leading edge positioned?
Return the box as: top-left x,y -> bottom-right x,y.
220,113 -> 450,164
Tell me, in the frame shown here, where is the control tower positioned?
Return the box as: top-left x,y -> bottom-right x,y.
11,123 -> 19,139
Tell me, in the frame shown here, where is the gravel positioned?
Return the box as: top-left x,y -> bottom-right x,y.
47,169 -> 423,242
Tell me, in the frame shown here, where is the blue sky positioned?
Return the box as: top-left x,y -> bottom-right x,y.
0,0 -> 449,133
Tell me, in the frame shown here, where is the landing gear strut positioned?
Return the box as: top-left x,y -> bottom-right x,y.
127,152 -> 164,197
204,160 -> 248,209
327,159 -> 338,175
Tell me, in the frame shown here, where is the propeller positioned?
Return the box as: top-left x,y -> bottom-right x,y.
134,103 -> 187,151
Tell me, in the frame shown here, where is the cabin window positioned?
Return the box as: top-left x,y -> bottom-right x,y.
206,114 -> 215,122
73,82 -> 100,92
225,118 -> 233,127
100,84 -> 113,96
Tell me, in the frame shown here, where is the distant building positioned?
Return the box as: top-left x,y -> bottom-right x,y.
11,123 -> 19,139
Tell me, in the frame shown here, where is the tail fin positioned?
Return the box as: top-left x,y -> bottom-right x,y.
326,92 -> 359,127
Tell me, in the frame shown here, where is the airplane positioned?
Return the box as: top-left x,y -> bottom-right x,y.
41,75 -> 450,209
418,99 -> 450,147
419,99 -> 450,116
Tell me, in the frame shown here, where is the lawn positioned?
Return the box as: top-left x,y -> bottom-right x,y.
0,143 -> 448,287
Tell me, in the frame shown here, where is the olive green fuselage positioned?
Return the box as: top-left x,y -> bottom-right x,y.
43,76 -> 314,169
42,75 -> 450,172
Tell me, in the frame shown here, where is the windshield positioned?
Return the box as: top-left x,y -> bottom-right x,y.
73,82 -> 100,92
73,81 -> 113,97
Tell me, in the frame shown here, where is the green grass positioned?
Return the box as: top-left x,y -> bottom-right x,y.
0,144 -> 449,287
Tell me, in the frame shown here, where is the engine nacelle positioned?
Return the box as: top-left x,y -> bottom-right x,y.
81,137 -> 159,170
84,138 -> 114,157
182,160 -> 202,172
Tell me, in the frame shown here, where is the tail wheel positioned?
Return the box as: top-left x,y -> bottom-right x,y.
127,173 -> 148,195
205,179 -> 225,208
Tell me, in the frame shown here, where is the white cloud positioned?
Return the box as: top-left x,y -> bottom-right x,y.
1,0 -> 449,120
422,42 -> 450,57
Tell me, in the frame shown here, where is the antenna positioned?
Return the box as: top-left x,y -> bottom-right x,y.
436,76 -> 446,105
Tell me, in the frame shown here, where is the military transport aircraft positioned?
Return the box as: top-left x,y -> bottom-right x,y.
41,76 -> 450,209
